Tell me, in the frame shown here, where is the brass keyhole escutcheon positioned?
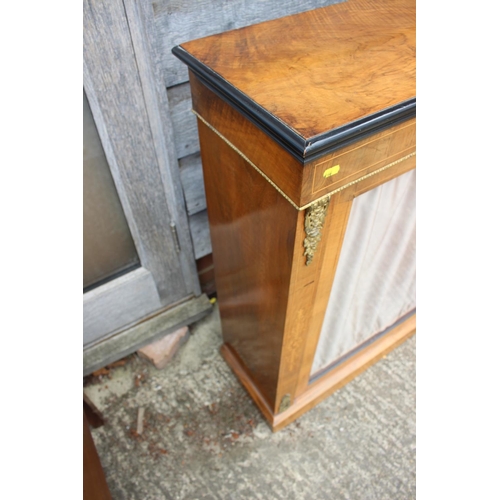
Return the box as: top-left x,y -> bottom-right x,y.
323,164 -> 340,178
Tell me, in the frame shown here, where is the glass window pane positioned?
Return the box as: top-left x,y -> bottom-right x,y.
83,90 -> 139,290
311,169 -> 416,378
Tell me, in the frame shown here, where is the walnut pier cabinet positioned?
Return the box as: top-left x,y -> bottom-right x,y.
173,0 -> 416,431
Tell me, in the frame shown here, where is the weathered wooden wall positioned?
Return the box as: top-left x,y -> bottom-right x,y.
151,0 -> 345,259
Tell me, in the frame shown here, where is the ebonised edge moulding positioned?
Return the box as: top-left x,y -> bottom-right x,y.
173,0 -> 416,431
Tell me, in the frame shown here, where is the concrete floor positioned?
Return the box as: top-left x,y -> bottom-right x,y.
85,304 -> 416,500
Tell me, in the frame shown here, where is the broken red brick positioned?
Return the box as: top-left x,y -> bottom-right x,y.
92,367 -> 110,377
137,327 -> 189,369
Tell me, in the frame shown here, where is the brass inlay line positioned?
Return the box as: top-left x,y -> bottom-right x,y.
192,110 -> 301,209
192,109 -> 416,211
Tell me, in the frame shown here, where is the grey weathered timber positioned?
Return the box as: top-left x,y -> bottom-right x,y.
179,152 -> 206,216
123,0 -> 201,296
189,210 -> 212,260
153,0 -> 346,87
84,0 -> 187,305
84,268 -> 162,348
83,295 -> 213,376
168,82 -> 200,159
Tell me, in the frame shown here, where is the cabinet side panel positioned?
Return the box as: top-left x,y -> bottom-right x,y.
197,120 -> 298,407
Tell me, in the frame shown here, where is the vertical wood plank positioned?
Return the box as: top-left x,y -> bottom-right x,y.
167,82 -> 201,158
188,210 -> 212,259
123,0 -> 201,296
179,153 -> 206,216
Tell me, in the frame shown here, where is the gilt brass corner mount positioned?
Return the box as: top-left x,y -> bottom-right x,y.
278,394 -> 292,413
303,197 -> 331,266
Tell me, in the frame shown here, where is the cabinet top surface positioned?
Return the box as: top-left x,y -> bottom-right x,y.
174,0 -> 415,160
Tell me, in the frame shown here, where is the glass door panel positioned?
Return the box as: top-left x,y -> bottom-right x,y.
311,169 -> 416,378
